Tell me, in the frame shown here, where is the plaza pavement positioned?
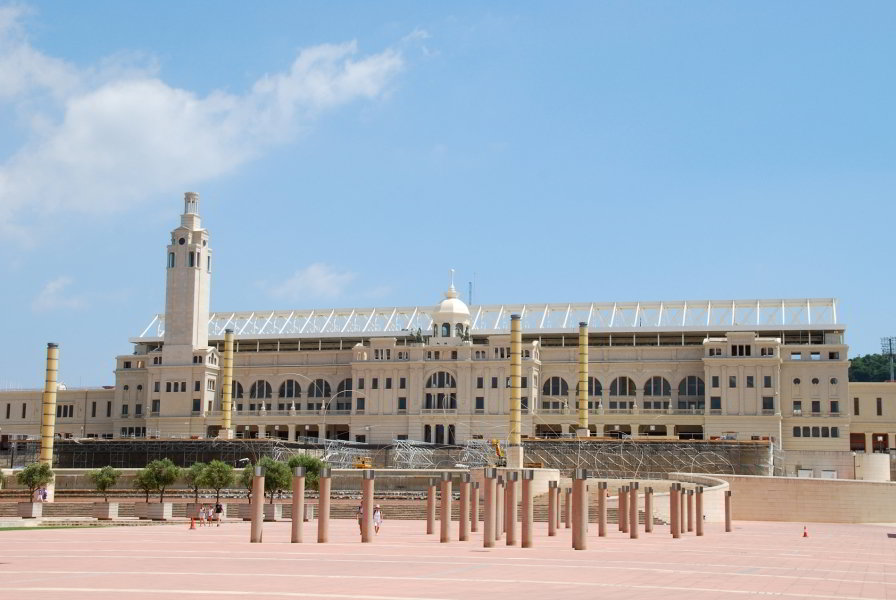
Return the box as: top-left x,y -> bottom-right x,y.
1,518 -> 894,600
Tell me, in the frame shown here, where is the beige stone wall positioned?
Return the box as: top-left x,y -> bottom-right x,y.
711,473 -> 896,522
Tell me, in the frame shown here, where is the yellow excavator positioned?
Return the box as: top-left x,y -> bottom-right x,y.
491,439 -> 506,466
353,457 -> 373,469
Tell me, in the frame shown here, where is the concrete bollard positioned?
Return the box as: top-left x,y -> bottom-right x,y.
687,489 -> 694,533
483,468 -> 496,548
317,467 -> 331,543
725,490 -> 732,532
440,472 -> 452,543
426,478 -> 437,535
644,487 -> 653,533
572,468 -> 588,550
554,486 -> 561,530
361,469 -> 375,543
564,487 -> 572,529
680,485 -> 686,531
505,471 -> 518,546
495,477 -> 505,540
629,482 -> 639,539
471,481 -> 480,533
620,485 -> 629,533
670,483 -> 680,539
695,486 -> 704,536
548,480 -> 558,537
291,466 -> 305,543
250,466 -> 265,543
459,473 -> 470,541
521,469 -> 534,548
597,481 -> 607,537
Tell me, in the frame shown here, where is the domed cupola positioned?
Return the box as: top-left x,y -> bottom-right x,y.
430,270 -> 471,345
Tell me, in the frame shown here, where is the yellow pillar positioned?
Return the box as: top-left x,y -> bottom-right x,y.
576,322 -> 589,437
507,314 -> 523,468
39,343 -> 59,465
219,329 -> 234,438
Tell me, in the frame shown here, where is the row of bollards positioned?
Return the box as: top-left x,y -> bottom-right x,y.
247,465 -> 733,547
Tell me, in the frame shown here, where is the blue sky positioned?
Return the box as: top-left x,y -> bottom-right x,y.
0,1 -> 893,387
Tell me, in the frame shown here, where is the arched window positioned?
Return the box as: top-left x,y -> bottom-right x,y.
610,377 -> 636,396
587,377 -> 602,396
542,376 -> 569,397
336,378 -> 353,398
678,376 -> 705,396
188,251 -> 195,267
435,424 -> 445,444
167,252 -> 175,268
424,424 -> 432,443
229,381 -> 243,399
448,424 -> 456,445
307,379 -> 331,398
425,371 -> 456,388
249,380 -> 272,399
644,376 -> 671,396
279,380 -> 301,398
441,323 -> 450,337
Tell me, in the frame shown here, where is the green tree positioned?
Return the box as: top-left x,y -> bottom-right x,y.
133,468 -> 156,502
257,457 -> 291,504
86,466 -> 121,502
145,458 -> 179,502
239,464 -> 254,500
286,454 -> 325,491
202,460 -> 234,504
182,462 -> 207,503
849,353 -> 893,382
16,462 -> 53,500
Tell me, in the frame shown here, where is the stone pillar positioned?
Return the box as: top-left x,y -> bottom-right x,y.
459,473 -> 470,541
572,468 -> 588,550
291,466 -> 305,543
495,477 -> 505,540
471,481 -> 480,533
219,330 -> 234,438
39,343 -> 59,467
361,470 -> 374,543
554,486 -> 561,530
629,482 -> 639,539
317,467 -> 331,543
576,322 -> 590,438
619,486 -> 629,533
686,489 -> 694,533
865,432 -> 873,452
521,469 -> 534,548
483,468 -> 496,548
644,487 -> 653,533
564,487 -> 571,529
724,490 -> 732,532
695,486 -> 704,536
250,466 -> 264,543
505,470 -> 518,546
597,481 -> 607,537
680,485 -> 686,528
670,483 -> 680,539
548,480 -> 558,537
440,472 -> 452,543
426,478 -> 437,535
507,315 -> 524,468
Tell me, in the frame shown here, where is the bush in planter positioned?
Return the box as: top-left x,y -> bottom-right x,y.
16,462 -> 53,501
133,468 -> 155,502
286,454 -> 325,491
183,462 -> 207,503
202,460 -> 234,504
87,466 -> 121,502
145,458 -> 179,502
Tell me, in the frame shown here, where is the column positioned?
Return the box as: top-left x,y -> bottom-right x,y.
250,466 -> 264,543
361,470 -> 374,543
521,469 -> 534,548
619,486 -> 629,533
459,473 -> 470,541
629,482 -> 639,539
865,432 -> 873,452
572,468 -> 588,550
554,486 -> 561,531
471,481 -> 480,533
317,467 -> 331,543
597,481 -> 607,537
670,483 -> 680,539
440,472 -> 452,543
286,424 -> 296,441
686,489 -> 694,533
426,478 -> 437,535
291,466 -> 305,543
495,477 -> 505,540
548,480 -> 557,537
680,485 -> 686,529
505,471 -> 518,546
695,486 -> 704,536
483,468 -> 496,548
564,487 -> 571,529
725,490 -> 732,533
644,487 -> 653,533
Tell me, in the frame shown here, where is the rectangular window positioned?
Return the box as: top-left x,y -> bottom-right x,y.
877,398 -> 883,416
802,426 -> 810,437
475,397 -> 484,411
181,381 -> 186,390
166,382 -> 172,393
746,376 -> 754,388
830,401 -> 839,414
397,434 -> 408,440
135,404 -> 142,416
821,427 -> 829,438
451,351 -> 457,360
477,377 -> 484,389
5,403 -> 9,419
710,396 -> 721,410
106,401 -> 111,417
207,379 -> 215,391
372,378 -> 378,390
385,378 -> 392,389
762,397 -> 774,411
192,398 -> 201,412
791,352 -> 802,360
763,375 -> 772,388
522,376 -> 528,389
829,351 -> 840,360
397,397 -> 407,412
711,376 -> 719,388
154,381 -> 160,393
173,382 -> 179,393
121,404 -> 128,416
793,400 -> 802,413
810,352 -> 821,360
123,361 -> 131,369
56,405 -> 61,418
793,426 -> 801,437
854,397 -> 860,416
355,435 -> 366,443
729,376 -> 736,388
811,400 -> 821,413
831,427 -> 839,438
91,401 -> 96,418
491,377 -> 498,389
358,378 -> 365,390
811,426 -> 820,437
399,377 -> 406,389
151,399 -> 160,413
194,380 -> 200,392
356,397 -> 365,412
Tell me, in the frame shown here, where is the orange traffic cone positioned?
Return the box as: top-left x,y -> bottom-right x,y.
802,526 -> 808,538
190,517 -> 196,530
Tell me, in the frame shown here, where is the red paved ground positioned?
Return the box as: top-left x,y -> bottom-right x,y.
1,518 -> 895,600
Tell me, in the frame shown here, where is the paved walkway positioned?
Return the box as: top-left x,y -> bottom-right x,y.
1,519 -> 894,599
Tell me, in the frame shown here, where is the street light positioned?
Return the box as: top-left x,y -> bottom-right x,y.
881,337 -> 896,382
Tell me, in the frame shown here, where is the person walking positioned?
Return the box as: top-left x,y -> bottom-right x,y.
373,504 -> 383,535
215,502 -> 223,526
356,503 -> 363,534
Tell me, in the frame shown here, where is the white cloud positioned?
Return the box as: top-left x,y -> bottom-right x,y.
31,275 -> 86,312
267,263 -> 357,302
0,9 -> 403,237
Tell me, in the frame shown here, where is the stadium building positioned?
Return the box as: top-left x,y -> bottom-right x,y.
1,194 -> 894,478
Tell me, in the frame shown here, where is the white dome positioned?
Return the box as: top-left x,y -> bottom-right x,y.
433,286 -> 470,322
